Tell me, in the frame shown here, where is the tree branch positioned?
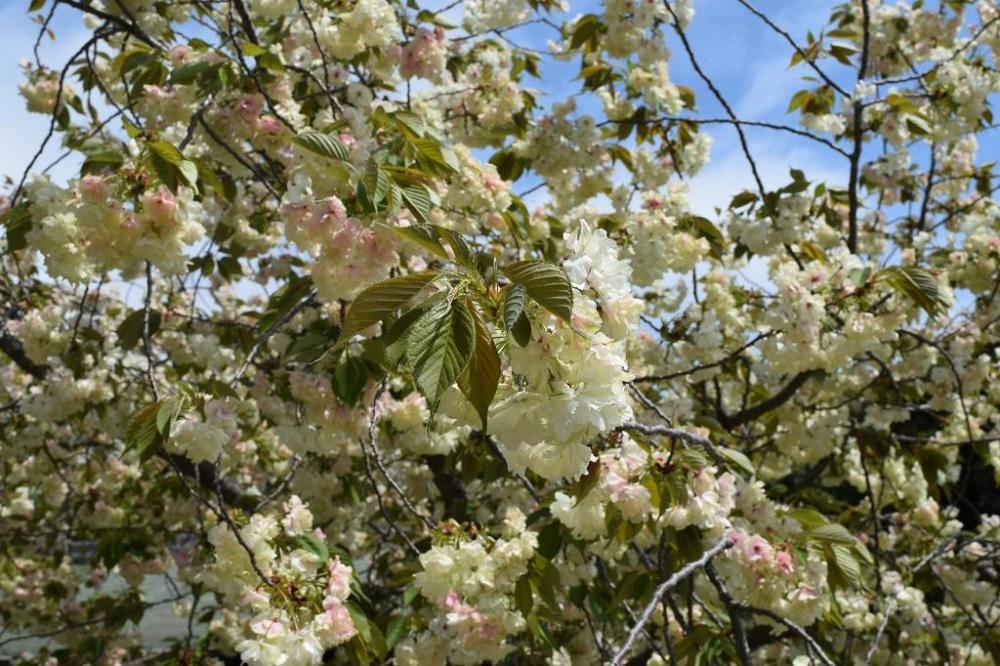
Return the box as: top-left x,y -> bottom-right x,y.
736,603 -> 836,666
0,333 -> 49,379
610,537 -> 734,665
706,562 -> 751,665
619,421 -> 728,470
846,0 -> 871,253
717,370 -> 818,429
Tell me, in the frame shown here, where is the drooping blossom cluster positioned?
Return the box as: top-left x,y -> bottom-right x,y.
203,497 -> 357,666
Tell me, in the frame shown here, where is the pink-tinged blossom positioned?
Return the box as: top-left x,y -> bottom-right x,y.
142,186 -> 178,226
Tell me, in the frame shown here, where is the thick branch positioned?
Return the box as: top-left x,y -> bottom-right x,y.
231,0 -> 260,45
0,333 -> 49,380
423,454 -> 469,521
159,451 -> 256,511
718,370 -> 818,429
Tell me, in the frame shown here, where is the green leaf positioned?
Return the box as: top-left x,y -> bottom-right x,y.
385,615 -> 409,651
799,240 -> 828,264
786,507 -> 829,529
256,52 -> 285,73
284,330 -> 328,364
392,225 -> 475,269
878,265 -> 949,317
156,396 -> 184,435
117,309 -> 162,350
849,266 -> 872,289
489,149 -> 527,181
675,447 -> 711,470
177,160 -> 199,190
392,225 -> 449,260
347,602 -> 373,646
729,191 -> 758,209
537,521 -> 564,559
1,202 -> 33,252
382,304 -> 435,369
502,284 -> 527,331
148,141 -> 198,192
718,446 -> 755,477
475,252 -> 500,284
385,182 -> 403,213
570,14 -> 604,51
193,158 -> 225,199
885,93 -> 918,114
148,141 -> 184,166
414,8 -> 457,28
607,145 -> 633,170
394,111 -> 426,137
809,523 -> 857,545
400,184 -> 433,222
258,276 -> 313,332
436,227 -> 475,270
126,402 -> 165,463
295,131 -> 350,161
458,306 -> 501,428
81,149 -> 124,176
571,459 -> 602,506
296,534 -> 330,562
169,61 -> 214,85
334,354 -> 368,406
828,543 -> 864,589
502,260 -> 573,322
515,574 -> 534,616
406,299 -> 476,408
241,42 -> 266,57
511,311 -> 532,346
410,136 -> 460,174
338,271 -> 440,346
361,160 -> 390,210
147,141 -> 183,167
905,114 -> 931,137
677,215 -> 726,261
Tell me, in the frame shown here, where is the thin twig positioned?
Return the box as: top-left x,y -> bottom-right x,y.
359,381 -> 422,555
230,289 -> 316,388
610,537 -> 734,666
733,0 -> 849,97
142,261 -> 159,401
618,421 -> 728,470
737,604 -> 836,666
864,599 -> 896,665
633,332 -> 772,383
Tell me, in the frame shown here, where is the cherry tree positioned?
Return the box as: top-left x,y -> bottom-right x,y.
2,0 -> 1000,663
